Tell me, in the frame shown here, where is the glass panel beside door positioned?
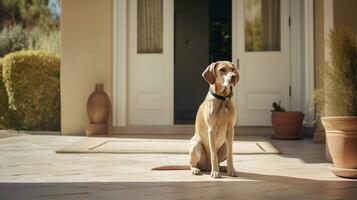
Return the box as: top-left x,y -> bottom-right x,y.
244,0 -> 280,52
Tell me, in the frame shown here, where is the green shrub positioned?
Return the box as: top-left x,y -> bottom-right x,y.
28,27 -> 60,54
0,25 -> 28,57
315,27 -> 357,116
0,25 -> 60,58
2,50 -> 60,130
0,58 -> 21,130
0,58 -> 9,129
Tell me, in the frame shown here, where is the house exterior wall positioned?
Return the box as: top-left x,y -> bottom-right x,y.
59,0 -> 356,134
333,0 -> 357,27
314,0 -> 357,95
314,0 -> 324,89
61,0 -> 113,134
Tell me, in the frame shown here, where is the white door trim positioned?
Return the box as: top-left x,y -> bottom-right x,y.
289,0 -> 302,111
112,0 -> 127,126
303,0 -> 315,122
233,0 -> 306,117
233,0 -> 290,126
127,0 -> 174,125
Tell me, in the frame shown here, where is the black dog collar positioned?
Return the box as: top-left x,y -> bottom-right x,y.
209,86 -> 233,101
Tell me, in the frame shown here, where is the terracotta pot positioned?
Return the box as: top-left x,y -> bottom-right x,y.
271,112 -> 304,139
87,84 -> 111,124
321,116 -> 357,178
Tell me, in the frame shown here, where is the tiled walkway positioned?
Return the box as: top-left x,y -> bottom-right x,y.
0,134 -> 357,200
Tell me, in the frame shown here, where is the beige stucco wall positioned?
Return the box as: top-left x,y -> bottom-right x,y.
333,0 -> 357,27
314,0 -> 324,89
314,0 -> 357,92
61,0 -> 112,134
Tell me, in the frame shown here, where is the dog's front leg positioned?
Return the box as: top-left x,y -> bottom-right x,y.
208,128 -> 221,178
226,124 -> 238,177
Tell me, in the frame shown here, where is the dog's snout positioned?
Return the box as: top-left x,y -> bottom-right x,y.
231,74 -> 237,80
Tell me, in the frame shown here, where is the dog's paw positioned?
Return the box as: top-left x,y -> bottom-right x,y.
227,169 -> 238,177
219,166 -> 227,172
210,171 -> 221,178
191,167 -> 202,175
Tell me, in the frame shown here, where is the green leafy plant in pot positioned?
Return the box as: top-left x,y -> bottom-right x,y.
315,27 -> 357,178
271,101 -> 305,139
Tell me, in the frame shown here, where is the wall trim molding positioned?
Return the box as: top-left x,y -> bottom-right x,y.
303,0 -> 315,122
113,0 -> 127,126
289,0 -> 302,111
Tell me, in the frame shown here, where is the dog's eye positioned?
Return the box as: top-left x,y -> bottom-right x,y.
219,68 -> 226,73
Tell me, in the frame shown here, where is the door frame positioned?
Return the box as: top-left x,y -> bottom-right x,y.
303,0 -> 315,123
112,0 -> 312,127
113,0 -> 127,126
288,0 -> 315,122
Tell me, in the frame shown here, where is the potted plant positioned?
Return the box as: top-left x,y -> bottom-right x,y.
271,101 -> 305,139
315,27 -> 357,178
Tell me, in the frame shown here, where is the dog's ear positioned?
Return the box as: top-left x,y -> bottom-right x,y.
202,62 -> 218,85
232,63 -> 240,85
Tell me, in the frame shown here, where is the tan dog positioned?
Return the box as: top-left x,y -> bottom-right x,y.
151,61 -> 239,178
190,61 -> 239,178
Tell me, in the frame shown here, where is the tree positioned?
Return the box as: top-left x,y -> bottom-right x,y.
0,0 -> 58,30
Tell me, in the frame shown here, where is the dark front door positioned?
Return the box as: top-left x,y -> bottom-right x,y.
174,0 -> 232,124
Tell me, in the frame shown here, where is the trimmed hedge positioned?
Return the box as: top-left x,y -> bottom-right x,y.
0,58 -> 10,129
1,50 -> 60,130
0,59 -> 19,129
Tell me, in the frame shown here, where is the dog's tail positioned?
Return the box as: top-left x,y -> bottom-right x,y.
151,165 -> 190,170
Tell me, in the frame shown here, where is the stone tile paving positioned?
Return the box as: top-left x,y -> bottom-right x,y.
0,133 -> 356,200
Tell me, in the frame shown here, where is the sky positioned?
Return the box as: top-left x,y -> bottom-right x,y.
48,0 -> 60,19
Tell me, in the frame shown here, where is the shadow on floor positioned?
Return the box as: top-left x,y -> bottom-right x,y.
101,134 -> 329,164
1,172 -> 357,200
20,132 -> 329,165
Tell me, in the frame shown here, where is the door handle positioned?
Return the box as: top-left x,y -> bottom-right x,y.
236,58 -> 240,69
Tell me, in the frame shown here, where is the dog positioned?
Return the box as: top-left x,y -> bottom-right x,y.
189,61 -> 239,178
152,61 -> 239,178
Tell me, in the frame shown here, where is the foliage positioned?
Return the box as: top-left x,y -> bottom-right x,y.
28,26 -> 60,53
0,24 -> 60,58
0,58 -> 19,129
315,27 -> 357,116
1,50 -> 60,130
0,24 -> 28,57
244,0 -> 262,51
245,17 -> 262,51
0,0 -> 61,130
0,58 -> 9,128
271,100 -> 286,112
0,0 -> 58,31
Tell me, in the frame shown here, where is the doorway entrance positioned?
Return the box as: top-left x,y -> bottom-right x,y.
174,0 -> 232,124
123,0 -> 290,127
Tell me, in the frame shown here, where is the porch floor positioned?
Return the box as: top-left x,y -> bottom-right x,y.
0,133 -> 357,200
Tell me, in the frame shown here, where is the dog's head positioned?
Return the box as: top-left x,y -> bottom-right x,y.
202,61 -> 239,87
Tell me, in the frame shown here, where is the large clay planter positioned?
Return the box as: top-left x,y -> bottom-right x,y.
321,116 -> 357,178
85,84 -> 111,136
271,112 -> 304,139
